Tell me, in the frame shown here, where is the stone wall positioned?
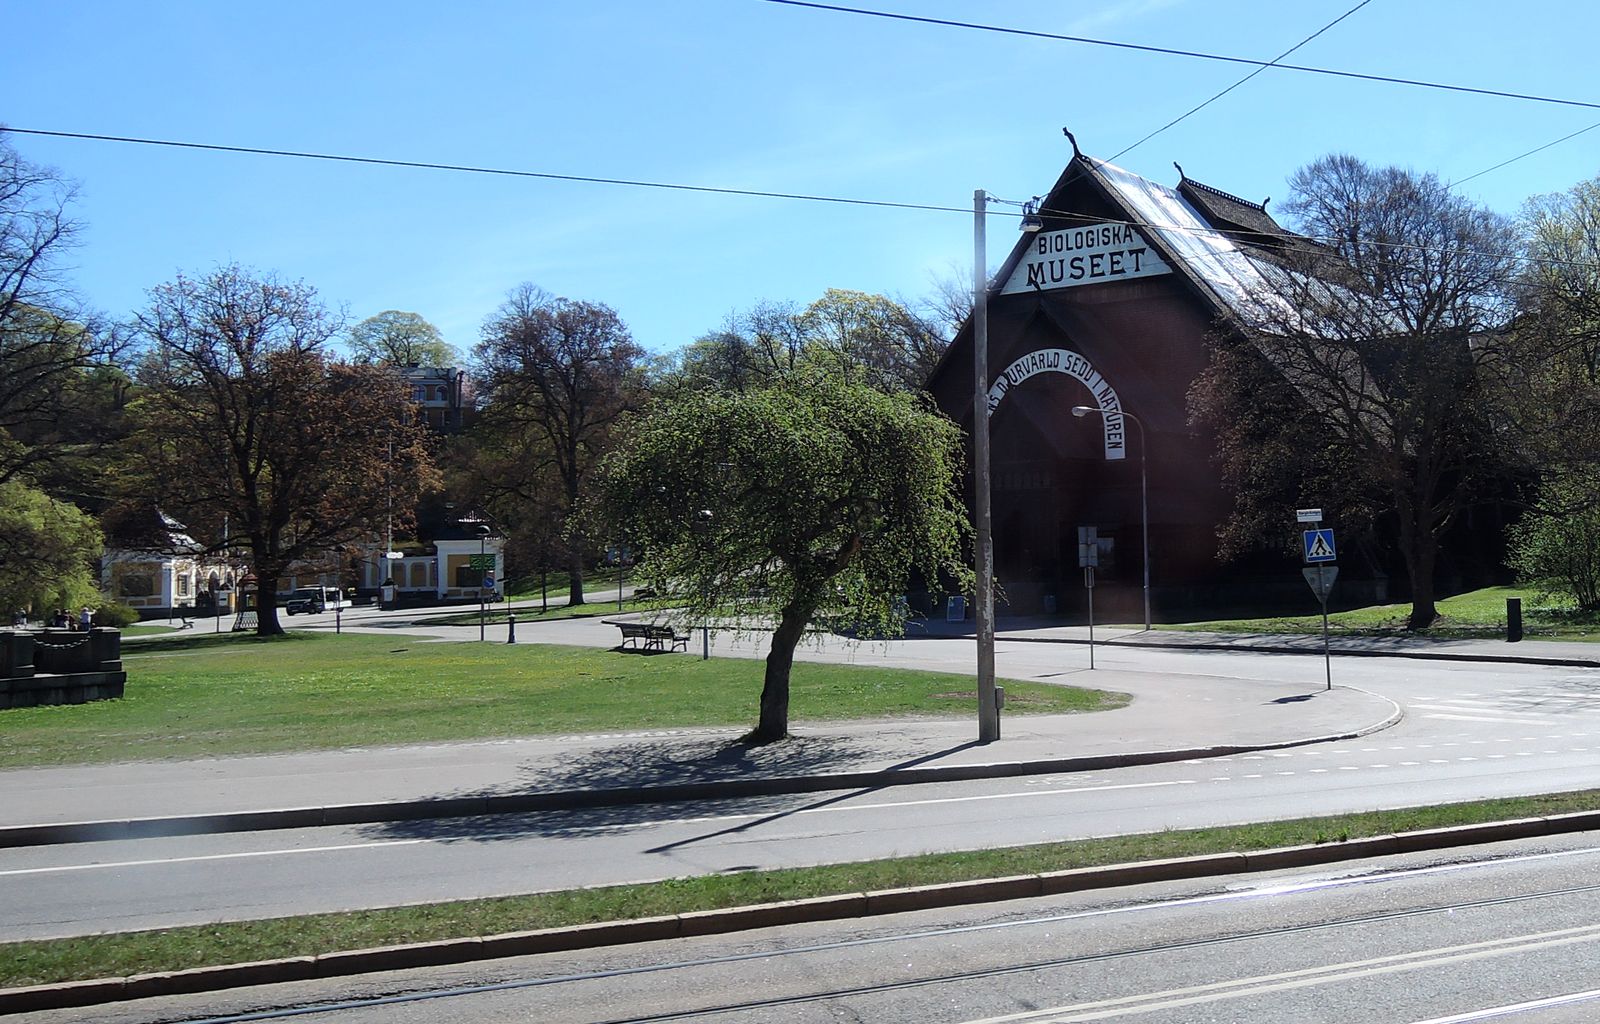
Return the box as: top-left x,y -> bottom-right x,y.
0,629 -> 126,709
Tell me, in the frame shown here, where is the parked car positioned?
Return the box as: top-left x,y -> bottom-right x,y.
284,586 -> 351,615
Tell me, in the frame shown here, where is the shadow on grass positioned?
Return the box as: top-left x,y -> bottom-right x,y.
120,630 -> 319,654
362,731 -> 979,846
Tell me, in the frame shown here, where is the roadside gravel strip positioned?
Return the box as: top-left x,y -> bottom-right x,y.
3,811 -> 1595,1015
0,692 -> 1402,849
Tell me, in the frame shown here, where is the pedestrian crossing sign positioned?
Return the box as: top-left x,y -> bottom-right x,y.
1303,528 -> 1337,563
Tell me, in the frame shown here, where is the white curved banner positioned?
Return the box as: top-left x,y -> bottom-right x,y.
987,348 -> 1125,460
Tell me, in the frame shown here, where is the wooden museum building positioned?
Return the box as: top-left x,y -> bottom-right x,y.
927,141 -> 1389,619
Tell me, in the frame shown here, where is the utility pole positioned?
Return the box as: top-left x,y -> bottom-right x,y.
973,189 -> 999,744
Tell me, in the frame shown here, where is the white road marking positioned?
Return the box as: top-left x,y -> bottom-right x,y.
0,779 -> 1205,877
957,923 -> 1600,1024
1405,986 -> 1600,1023
0,837 -> 441,877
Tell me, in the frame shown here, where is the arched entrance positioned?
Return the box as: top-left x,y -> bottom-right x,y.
987,348 -> 1125,459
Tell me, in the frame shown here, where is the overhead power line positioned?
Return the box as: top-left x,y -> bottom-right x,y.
1451,119 -> 1600,190
759,0 -> 1600,113
1107,0 -> 1373,164
5,126 -> 1596,272
4,127 -> 969,217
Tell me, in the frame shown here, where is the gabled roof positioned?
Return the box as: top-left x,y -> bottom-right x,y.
101,504 -> 201,555
926,147 -> 1355,395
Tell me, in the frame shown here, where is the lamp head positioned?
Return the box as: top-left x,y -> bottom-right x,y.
1071,405 -> 1097,418
1019,197 -> 1044,234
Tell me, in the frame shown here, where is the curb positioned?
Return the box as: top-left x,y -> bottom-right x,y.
994,633 -> 1600,669
0,697 -> 1402,849
4,809 -> 1593,1016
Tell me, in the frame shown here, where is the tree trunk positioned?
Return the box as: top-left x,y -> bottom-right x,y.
1404,535 -> 1439,630
752,603 -> 810,744
1395,492 -> 1439,629
255,574 -> 284,636
567,550 -> 585,607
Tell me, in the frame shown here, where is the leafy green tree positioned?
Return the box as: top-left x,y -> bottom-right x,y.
1504,175 -> 1600,481
662,291 -> 950,396
0,479 -> 102,616
347,310 -> 458,367
797,288 -> 949,391
1508,472 -> 1600,611
1190,155 -> 1521,628
598,372 -> 971,743
131,266 -> 437,636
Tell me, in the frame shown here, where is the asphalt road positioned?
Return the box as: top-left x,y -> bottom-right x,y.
5,642 -> 1600,940
33,834 -> 1600,1023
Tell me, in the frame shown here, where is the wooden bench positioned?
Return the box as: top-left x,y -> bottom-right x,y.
611,621 -> 689,653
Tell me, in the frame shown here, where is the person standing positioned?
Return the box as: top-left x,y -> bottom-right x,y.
78,606 -> 93,631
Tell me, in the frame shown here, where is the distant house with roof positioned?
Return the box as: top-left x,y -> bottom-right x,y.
926,141 -> 1383,618
99,505 -> 234,616
397,365 -> 470,434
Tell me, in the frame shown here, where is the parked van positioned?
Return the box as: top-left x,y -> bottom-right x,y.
284,586 -> 351,615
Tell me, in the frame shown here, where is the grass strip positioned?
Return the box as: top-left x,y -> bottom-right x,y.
7,788 -> 1599,989
1164,585 -> 1600,641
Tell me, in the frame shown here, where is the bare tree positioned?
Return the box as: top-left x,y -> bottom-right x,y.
0,133 -> 127,488
1190,154 -> 1520,628
472,284 -> 646,606
132,266 -> 437,635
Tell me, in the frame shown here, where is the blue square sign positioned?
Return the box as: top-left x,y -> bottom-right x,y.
1303,529 -> 1337,563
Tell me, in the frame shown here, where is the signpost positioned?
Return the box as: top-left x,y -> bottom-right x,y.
1079,527 -> 1098,670
1298,513 -> 1337,690
470,553 -> 495,642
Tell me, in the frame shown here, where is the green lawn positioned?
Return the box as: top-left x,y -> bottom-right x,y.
1168,585 -> 1600,640
0,632 -> 1126,768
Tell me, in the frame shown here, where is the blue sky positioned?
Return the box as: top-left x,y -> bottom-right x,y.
4,1 -> 1597,358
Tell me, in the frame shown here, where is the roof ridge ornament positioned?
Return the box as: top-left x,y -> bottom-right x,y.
1177,173 -> 1270,213
1062,127 -> 1081,160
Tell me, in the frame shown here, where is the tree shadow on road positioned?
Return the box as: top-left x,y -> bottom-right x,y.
361,731 -> 977,846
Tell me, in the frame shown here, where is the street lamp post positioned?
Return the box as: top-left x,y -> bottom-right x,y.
1072,405 -> 1151,632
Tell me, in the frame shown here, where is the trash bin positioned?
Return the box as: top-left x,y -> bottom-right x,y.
946,596 -> 966,622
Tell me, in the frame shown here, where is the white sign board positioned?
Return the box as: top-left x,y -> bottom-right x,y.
1296,509 -> 1323,524
1077,526 -> 1099,568
1001,224 -> 1172,295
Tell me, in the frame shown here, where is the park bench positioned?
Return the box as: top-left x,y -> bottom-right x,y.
611,621 -> 689,653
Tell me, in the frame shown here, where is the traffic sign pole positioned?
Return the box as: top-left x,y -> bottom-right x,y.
1321,597 -> 1332,691
1297,513 -> 1336,690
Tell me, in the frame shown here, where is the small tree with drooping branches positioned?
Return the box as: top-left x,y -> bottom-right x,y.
598,371 -> 971,743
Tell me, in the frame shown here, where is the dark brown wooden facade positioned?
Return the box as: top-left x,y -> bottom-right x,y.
927,150 -> 1369,619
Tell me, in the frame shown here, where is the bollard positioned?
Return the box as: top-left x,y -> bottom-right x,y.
507,613 -> 516,645
1507,597 -> 1523,643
